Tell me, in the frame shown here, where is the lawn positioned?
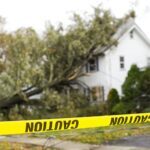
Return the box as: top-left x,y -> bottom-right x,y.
32,123 -> 150,144
0,142 -> 42,150
0,142 -> 58,150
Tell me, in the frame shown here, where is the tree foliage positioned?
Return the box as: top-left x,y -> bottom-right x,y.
122,64 -> 141,101
0,7 -> 133,120
121,65 -> 150,113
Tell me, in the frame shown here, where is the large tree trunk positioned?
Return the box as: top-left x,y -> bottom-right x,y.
0,44 -> 97,110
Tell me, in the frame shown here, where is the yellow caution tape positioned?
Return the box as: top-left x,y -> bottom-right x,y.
0,113 -> 149,135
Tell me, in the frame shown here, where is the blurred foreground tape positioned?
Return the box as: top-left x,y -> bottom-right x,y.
0,113 -> 149,135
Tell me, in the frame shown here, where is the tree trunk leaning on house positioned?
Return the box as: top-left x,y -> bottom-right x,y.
0,8 -> 135,119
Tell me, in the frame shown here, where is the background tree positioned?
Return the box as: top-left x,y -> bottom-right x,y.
121,64 -> 150,113
121,64 -> 141,112
136,67 -> 150,111
122,64 -> 141,99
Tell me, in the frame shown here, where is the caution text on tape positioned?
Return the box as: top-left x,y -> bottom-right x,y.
0,113 -> 149,135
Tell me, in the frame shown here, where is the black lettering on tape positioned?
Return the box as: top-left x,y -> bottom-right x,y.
25,120 -> 79,132
109,115 -> 149,126
117,117 -> 124,125
141,115 -> 148,123
110,116 -> 128,125
133,116 -> 141,123
109,117 -> 118,125
124,116 -> 128,124
64,120 -> 71,129
71,120 -> 79,129
55,121 -> 62,130
25,122 -> 34,132
43,122 -> 47,131
35,122 -> 42,131
128,116 -> 133,123
47,121 -> 53,131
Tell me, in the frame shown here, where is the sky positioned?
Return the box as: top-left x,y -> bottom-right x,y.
0,0 -> 150,37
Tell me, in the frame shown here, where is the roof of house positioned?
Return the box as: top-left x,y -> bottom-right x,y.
94,18 -> 150,55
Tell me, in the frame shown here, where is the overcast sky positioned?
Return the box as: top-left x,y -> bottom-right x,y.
0,0 -> 150,37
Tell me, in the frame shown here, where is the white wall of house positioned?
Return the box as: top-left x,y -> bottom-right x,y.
79,25 -> 150,100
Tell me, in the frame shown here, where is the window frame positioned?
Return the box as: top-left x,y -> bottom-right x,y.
86,57 -> 99,73
119,56 -> 125,70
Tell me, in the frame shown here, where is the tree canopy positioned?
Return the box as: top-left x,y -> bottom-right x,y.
121,65 -> 150,113
0,7 -> 134,119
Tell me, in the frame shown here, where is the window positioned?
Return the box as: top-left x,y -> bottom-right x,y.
90,86 -> 104,101
86,57 -> 99,72
147,57 -> 150,67
130,30 -> 134,38
120,56 -> 125,69
83,88 -> 90,96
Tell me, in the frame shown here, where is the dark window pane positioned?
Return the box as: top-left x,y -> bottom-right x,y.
120,63 -> 124,69
120,56 -> 124,62
90,65 -> 96,71
120,56 -> 125,70
87,57 -> 98,72
89,59 -> 95,65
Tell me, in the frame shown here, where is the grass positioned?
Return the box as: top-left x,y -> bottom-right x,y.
31,123 -> 150,144
0,142 -> 42,150
0,142 -> 58,150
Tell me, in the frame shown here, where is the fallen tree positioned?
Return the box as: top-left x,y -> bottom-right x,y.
0,8 -> 134,119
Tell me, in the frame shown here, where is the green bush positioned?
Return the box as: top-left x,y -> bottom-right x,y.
107,88 -> 120,114
142,107 -> 150,113
112,102 -> 127,114
77,102 -> 108,117
121,65 -> 150,113
39,90 -> 100,118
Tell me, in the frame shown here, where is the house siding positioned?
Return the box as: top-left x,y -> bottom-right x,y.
79,26 -> 150,100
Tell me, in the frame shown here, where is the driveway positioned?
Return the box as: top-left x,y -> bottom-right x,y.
103,135 -> 150,149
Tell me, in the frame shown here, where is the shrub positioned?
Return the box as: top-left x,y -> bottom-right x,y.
107,88 -> 120,114
142,107 -> 150,113
121,65 -> 150,113
112,102 -> 127,114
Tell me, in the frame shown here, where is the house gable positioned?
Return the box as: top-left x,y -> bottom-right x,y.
79,18 -> 150,101
102,21 -> 150,97
117,24 -> 150,48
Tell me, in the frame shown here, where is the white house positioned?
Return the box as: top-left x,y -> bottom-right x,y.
79,18 -> 150,101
